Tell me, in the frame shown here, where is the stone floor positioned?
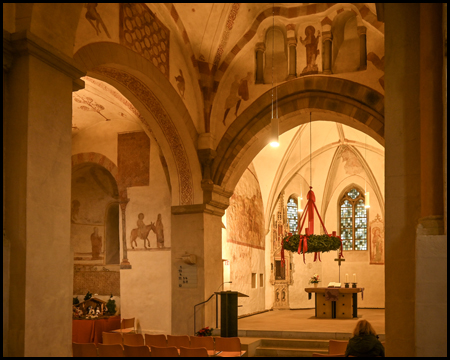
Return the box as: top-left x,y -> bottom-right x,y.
236,309 -> 385,356
238,308 -> 385,335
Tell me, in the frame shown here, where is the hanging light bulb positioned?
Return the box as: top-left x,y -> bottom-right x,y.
298,195 -> 303,213
365,191 -> 370,209
270,116 -> 279,147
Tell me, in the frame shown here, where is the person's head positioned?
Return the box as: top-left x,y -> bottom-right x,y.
138,213 -> 144,220
352,319 -> 377,337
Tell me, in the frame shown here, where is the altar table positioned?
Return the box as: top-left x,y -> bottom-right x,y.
305,287 -> 363,319
72,316 -> 121,345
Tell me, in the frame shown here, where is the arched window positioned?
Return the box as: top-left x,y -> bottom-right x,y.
287,196 -> 298,233
339,187 -> 367,251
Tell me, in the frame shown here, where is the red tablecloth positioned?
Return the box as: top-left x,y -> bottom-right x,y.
72,316 -> 121,345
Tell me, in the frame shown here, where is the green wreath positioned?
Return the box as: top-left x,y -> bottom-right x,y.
282,234 -> 341,254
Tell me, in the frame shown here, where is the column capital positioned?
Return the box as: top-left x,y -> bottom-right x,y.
357,26 -> 367,36
255,42 -> 266,52
287,37 -> 297,46
322,31 -> 333,42
172,184 -> 233,217
7,30 -> 86,91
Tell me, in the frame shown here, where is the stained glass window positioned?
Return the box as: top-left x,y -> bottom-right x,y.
339,188 -> 367,251
287,197 -> 298,233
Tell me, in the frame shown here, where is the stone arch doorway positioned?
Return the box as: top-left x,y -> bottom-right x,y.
74,42 -> 202,206
212,76 -> 384,194
71,161 -> 119,264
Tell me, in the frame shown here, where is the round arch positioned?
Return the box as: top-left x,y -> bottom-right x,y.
74,42 -> 202,206
71,152 -> 119,184
212,76 -> 384,194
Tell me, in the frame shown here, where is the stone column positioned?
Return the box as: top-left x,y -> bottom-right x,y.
384,4 -> 420,357
322,31 -> 333,74
415,4 -> 446,358
287,37 -> 297,80
171,185 -> 232,335
3,30 -> 85,356
417,3 -> 444,235
357,26 -> 367,70
119,198 -> 132,269
255,42 -> 265,84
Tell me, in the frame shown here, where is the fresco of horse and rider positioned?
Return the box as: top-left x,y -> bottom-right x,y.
130,212 -> 165,250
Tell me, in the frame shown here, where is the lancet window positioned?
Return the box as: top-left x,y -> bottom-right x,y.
339,187 -> 367,251
286,196 -> 298,233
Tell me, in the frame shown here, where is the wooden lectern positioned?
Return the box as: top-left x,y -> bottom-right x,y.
215,291 -> 248,337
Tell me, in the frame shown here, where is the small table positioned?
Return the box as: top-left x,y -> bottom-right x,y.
72,316 -> 121,345
305,287 -> 363,319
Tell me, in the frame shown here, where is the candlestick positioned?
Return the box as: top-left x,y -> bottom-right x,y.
353,273 -> 356,283
345,274 -> 349,283
345,283 -> 350,288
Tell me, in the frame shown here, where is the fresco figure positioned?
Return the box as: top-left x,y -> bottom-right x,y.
137,213 -> 146,240
223,72 -> 252,126
371,227 -> 384,264
300,26 -> 320,75
91,227 -> 102,260
155,213 -> 165,248
223,75 -> 241,125
130,213 -> 155,249
175,69 -> 185,99
369,215 -> 384,265
85,3 -> 111,38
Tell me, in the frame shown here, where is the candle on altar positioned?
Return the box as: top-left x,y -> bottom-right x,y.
345,274 -> 349,282
353,274 -> 357,283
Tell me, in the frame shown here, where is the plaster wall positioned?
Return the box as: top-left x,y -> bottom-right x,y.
223,166 -> 266,316
72,119 -> 142,165
118,134 -> 172,334
72,112 -> 173,334
120,251 -> 171,334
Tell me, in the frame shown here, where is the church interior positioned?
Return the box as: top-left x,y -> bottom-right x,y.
3,3 -> 447,357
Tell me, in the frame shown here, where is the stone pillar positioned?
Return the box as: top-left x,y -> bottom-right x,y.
385,4 -> 447,357
415,4 -> 447,357
255,42 -> 265,84
322,31 -> 333,74
3,30 -> 85,356
384,4 -> 420,357
287,37 -> 297,80
119,199 -> 132,269
171,185 -> 231,335
417,3 -> 444,235
357,26 -> 367,71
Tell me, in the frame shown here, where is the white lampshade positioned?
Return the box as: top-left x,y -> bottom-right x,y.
270,117 -> 279,147
365,191 -> 370,208
298,196 -> 303,212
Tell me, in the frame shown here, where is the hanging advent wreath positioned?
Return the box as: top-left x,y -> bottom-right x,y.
282,234 -> 341,254
280,186 -> 344,265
